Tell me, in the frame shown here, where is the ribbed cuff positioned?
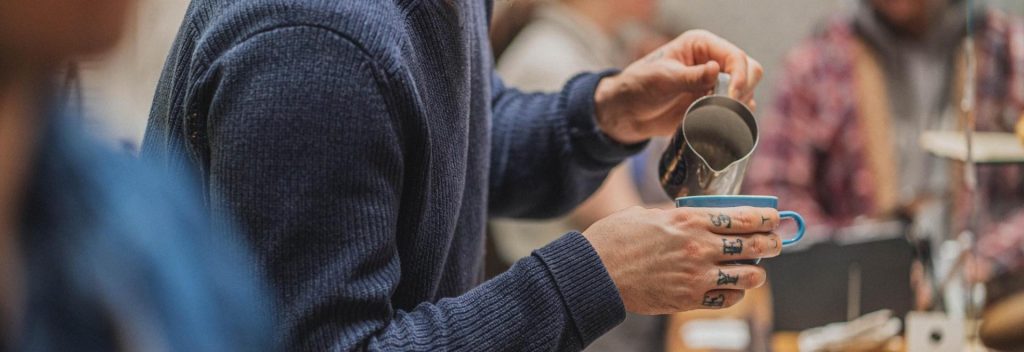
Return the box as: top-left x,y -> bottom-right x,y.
533,232 -> 626,347
563,70 -> 649,168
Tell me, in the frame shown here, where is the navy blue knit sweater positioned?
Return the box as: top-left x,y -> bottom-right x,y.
143,0 -> 642,350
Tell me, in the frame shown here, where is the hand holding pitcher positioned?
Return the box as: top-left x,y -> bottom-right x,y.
592,30 -> 763,145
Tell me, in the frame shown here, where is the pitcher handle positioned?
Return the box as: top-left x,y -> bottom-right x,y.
714,73 -> 731,96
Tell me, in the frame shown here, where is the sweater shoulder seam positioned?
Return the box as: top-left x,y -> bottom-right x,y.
185,23 -> 408,177
203,22 -> 396,82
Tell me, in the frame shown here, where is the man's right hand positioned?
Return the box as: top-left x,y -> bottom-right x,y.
583,206 -> 782,314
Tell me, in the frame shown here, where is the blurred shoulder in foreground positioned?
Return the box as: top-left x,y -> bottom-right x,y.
15,112 -> 275,351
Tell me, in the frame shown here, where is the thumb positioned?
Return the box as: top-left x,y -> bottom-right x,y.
665,60 -> 720,94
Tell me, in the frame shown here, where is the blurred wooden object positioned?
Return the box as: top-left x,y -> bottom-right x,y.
771,332 -> 800,352
979,291 -> 1024,351
985,269 -> 1024,309
664,285 -> 772,352
664,282 -> 909,352
1016,112 -> 1024,145
771,332 -> 904,352
919,131 -> 1024,163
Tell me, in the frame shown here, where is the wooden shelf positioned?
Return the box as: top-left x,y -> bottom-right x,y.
919,131 -> 1024,164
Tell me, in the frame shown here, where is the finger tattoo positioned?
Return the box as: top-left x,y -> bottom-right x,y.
702,294 -> 726,307
717,270 -> 739,286
761,216 -> 770,225
722,238 -> 743,255
709,213 -> 732,228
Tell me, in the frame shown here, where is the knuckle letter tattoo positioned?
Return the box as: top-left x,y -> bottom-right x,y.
722,238 -> 743,255
702,293 -> 726,308
717,270 -> 739,286
709,213 -> 732,228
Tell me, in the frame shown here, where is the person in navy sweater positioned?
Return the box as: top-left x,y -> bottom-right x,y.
144,1 -> 777,350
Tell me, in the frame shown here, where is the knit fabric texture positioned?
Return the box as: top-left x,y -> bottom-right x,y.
143,0 -> 640,350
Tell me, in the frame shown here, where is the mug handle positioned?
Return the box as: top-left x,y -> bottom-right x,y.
779,211 -> 805,246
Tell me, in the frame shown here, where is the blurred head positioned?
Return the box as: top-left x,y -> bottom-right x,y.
0,0 -> 134,74
611,0 -> 658,24
869,0 -> 944,35
563,0 -> 658,29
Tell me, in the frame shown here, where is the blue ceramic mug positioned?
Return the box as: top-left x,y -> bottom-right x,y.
675,195 -> 806,249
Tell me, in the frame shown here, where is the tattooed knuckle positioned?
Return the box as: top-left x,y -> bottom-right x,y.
722,238 -> 743,256
717,269 -> 740,286
718,297 -> 732,308
708,212 -> 734,229
701,292 -> 727,308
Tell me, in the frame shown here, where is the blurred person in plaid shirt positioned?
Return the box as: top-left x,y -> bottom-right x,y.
746,0 -> 1024,290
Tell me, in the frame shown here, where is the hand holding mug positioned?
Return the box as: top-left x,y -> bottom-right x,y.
676,195 -> 806,254
583,205 -> 782,315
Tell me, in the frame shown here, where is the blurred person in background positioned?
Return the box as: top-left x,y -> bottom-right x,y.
490,0 -> 543,59
0,0 -> 273,350
490,0 -> 669,276
747,0 -> 1024,305
491,0 -> 671,350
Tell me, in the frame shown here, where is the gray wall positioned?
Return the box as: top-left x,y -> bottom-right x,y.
992,0 -> 1024,13
657,0 -> 850,106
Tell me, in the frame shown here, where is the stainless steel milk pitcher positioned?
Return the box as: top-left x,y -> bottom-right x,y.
659,73 -> 759,198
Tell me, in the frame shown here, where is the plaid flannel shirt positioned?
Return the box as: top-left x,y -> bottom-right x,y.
746,9 -> 1024,273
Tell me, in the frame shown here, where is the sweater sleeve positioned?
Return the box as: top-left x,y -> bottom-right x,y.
201,25 -> 624,352
488,71 -> 648,219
